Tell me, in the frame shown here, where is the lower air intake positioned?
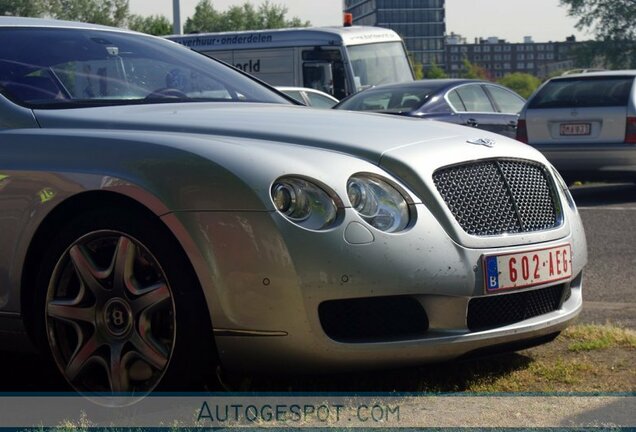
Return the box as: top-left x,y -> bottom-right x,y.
319,296 -> 429,343
467,284 -> 565,331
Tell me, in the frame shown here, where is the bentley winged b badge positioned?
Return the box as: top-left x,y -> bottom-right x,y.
467,137 -> 496,148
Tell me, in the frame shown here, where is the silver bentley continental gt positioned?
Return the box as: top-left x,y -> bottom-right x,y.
0,17 -> 586,395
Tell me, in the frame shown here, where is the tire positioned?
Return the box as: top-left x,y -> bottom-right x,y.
34,208 -> 215,396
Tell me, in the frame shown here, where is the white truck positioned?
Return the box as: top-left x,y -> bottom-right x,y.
167,26 -> 414,100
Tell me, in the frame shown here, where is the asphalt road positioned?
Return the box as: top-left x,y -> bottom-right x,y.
570,183 -> 636,329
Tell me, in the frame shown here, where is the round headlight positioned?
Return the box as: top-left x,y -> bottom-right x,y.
347,175 -> 410,232
271,177 -> 338,230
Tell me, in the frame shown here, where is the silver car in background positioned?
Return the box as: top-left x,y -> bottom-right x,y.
0,18 -> 586,396
517,71 -> 636,182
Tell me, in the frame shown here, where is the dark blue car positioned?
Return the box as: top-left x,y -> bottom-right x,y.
334,79 -> 525,138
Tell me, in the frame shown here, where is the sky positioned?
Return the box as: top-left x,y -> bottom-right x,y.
129,0 -> 591,43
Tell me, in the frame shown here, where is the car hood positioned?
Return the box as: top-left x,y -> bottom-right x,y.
33,102 -> 533,165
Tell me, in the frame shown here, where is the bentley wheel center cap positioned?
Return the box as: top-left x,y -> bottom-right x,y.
104,298 -> 133,337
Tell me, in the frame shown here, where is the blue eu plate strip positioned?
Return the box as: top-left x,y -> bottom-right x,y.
485,256 -> 499,291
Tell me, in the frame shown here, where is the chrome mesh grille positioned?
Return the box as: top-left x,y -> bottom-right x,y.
433,160 -> 559,236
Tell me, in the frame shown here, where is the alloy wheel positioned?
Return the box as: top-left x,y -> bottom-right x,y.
45,230 -> 176,395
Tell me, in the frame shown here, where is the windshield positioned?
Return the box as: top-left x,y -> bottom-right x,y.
0,28 -> 290,108
347,42 -> 413,92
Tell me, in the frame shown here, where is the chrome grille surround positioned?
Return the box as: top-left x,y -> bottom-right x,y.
433,159 -> 562,236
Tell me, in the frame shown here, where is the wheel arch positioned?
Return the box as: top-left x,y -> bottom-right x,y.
20,190 -> 214,349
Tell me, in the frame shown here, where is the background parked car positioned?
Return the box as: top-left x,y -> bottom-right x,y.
276,86 -> 339,108
334,79 -> 526,138
517,70 -> 636,183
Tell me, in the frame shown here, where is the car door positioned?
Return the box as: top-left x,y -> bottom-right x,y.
0,94 -> 40,312
448,84 -> 509,137
484,84 -> 525,138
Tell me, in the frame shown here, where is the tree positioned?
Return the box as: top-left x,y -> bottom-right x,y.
560,0 -> 636,68
184,0 -> 309,33
224,3 -> 261,30
0,0 -> 46,17
1,0 -> 129,27
48,0 -> 129,27
569,40 -> 625,69
412,62 -> 424,80
255,1 -> 309,28
460,59 -> 491,80
184,0 -> 222,33
128,14 -> 172,36
498,73 -> 541,99
425,61 -> 448,79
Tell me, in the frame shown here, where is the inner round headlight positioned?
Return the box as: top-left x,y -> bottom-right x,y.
272,183 -> 294,213
347,181 -> 365,209
347,174 -> 410,232
271,177 -> 338,230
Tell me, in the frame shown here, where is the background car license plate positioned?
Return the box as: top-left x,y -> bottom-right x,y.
484,244 -> 572,293
560,123 -> 590,136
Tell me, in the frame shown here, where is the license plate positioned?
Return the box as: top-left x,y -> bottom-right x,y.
560,123 -> 590,136
483,244 -> 572,293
